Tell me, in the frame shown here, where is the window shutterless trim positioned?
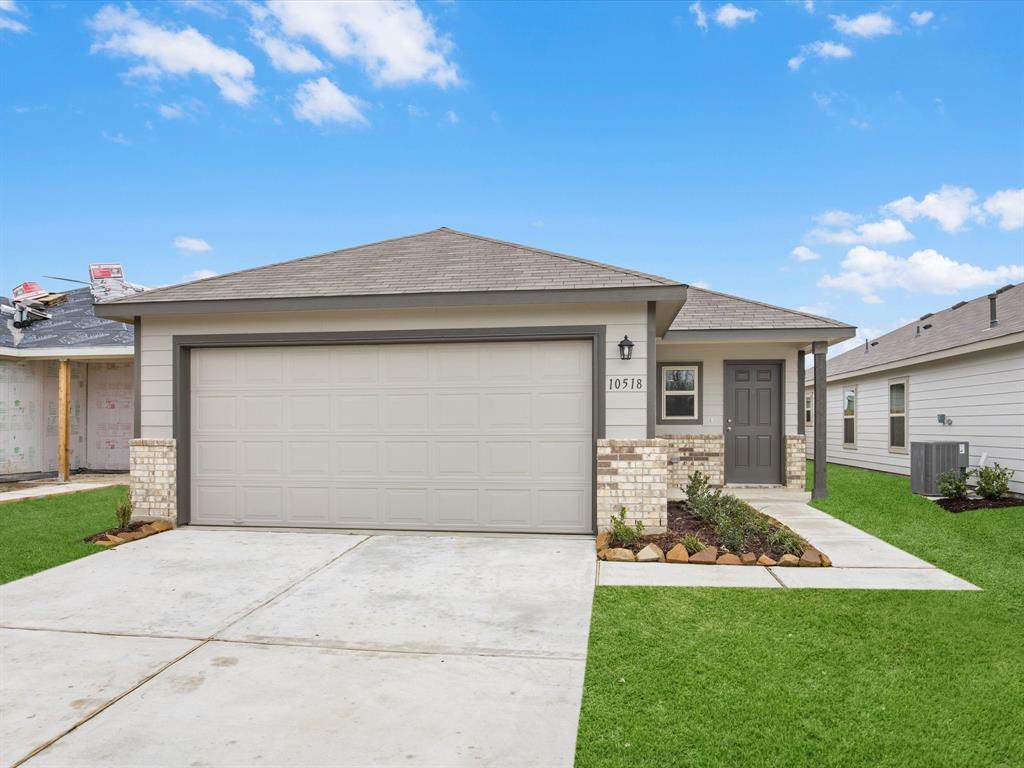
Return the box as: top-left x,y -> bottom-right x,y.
888,376 -> 909,454
656,361 -> 703,425
842,384 -> 857,448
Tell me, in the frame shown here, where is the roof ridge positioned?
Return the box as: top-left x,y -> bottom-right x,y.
689,285 -> 851,328
103,228 -> 446,304
438,227 -> 680,286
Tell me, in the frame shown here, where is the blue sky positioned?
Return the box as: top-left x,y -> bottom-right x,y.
2,0 -> 1022,353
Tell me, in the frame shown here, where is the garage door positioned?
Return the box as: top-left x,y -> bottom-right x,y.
189,340 -> 593,533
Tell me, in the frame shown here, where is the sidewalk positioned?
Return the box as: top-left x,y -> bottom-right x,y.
598,487 -> 979,591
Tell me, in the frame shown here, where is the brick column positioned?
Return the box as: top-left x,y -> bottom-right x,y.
596,439 -> 668,532
784,434 -> 806,489
129,438 -> 177,524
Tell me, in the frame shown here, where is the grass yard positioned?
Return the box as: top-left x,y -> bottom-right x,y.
575,463 -> 1024,768
0,486 -> 126,584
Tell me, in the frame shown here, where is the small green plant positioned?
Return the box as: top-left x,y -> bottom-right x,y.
938,469 -> 970,500
684,470 -> 711,506
115,492 -> 133,530
975,463 -> 1014,500
609,506 -> 645,546
767,526 -> 805,556
680,533 -> 706,555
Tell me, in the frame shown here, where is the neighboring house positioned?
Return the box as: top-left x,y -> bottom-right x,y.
95,228 -> 854,533
1,288 -> 135,479
805,283 -> 1023,495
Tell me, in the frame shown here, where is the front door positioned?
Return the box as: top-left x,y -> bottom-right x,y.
724,362 -> 782,484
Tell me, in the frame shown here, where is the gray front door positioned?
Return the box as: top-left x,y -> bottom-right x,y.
724,362 -> 782,484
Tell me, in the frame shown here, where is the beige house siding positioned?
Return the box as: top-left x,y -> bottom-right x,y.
138,301 -> 650,442
818,342 -> 1024,495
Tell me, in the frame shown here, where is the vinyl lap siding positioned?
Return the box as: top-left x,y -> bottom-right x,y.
822,343 -> 1024,495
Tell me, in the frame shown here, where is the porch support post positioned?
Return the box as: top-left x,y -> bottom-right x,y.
797,350 -> 806,435
811,341 -> 827,500
57,358 -> 71,483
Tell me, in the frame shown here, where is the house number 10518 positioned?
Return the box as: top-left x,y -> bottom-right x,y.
608,377 -> 644,391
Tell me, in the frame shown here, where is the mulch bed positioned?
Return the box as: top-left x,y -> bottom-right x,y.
85,520 -> 149,543
935,496 -> 1023,513
618,501 -> 809,562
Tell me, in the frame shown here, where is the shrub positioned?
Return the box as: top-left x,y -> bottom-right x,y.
684,470 -> 712,506
680,533 -> 706,555
975,463 -> 1014,500
609,506 -> 645,546
938,469 -> 970,500
115,492 -> 133,530
767,526 -> 805,556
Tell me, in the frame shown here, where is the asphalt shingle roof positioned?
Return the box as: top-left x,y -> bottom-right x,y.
827,283 -> 1023,377
669,286 -> 852,331
105,227 -> 680,305
1,288 -> 134,351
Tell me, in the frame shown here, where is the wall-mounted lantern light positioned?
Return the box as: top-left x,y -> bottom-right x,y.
618,335 -> 634,361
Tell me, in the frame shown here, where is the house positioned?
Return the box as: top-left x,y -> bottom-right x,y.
94,228 -> 854,533
1,287 -> 135,480
805,283 -> 1023,495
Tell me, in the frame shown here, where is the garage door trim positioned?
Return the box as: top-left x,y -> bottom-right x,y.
171,326 -> 606,530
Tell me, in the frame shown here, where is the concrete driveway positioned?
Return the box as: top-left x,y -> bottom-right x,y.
0,530 -> 596,767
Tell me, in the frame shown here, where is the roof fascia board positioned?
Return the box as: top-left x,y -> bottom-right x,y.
654,294 -> 687,337
94,285 -> 688,321
662,327 -> 856,343
820,330 -> 1024,383
0,346 -> 134,360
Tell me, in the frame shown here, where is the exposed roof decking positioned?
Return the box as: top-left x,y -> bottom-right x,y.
1,288 -> 133,354
826,283 -> 1023,377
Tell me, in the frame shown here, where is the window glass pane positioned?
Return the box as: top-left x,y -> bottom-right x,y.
665,368 -> 695,392
843,418 -> 855,444
889,383 -> 905,414
890,416 -> 905,448
843,388 -> 856,416
665,394 -> 695,417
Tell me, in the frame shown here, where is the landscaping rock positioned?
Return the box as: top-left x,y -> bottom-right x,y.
799,549 -> 822,567
118,530 -> 147,542
636,544 -> 665,563
689,547 -> 718,565
666,544 -> 689,563
604,548 -> 636,562
595,531 -> 612,552
740,552 -> 757,565
96,536 -> 120,547
820,552 -> 832,567
716,553 -> 742,565
778,554 -> 800,567
756,554 -> 777,566
149,519 -> 173,532
140,524 -> 157,535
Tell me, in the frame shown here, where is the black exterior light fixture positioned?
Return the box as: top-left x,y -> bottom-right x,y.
618,335 -> 634,360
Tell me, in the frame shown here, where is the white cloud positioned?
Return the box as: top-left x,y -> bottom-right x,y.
791,245 -> 821,262
0,0 -> 22,10
788,40 -> 853,71
714,3 -> 758,27
819,245 -> 1024,300
796,301 -> 831,316
689,1 -> 708,31
0,1 -> 27,34
183,268 -> 218,281
90,5 -> 257,106
173,236 -> 213,253
101,130 -> 131,145
884,185 -> 983,232
910,10 -> 934,27
826,324 -> 893,358
251,28 -> 323,72
831,12 -> 896,38
266,0 -> 459,88
292,77 -> 368,126
444,109 -> 459,124
691,280 -> 710,289
158,103 -> 187,119
814,210 -> 861,227
810,218 -> 914,245
982,188 -> 1024,230
803,0 -> 814,11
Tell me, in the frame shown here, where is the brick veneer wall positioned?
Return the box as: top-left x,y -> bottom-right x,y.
785,434 -> 806,489
129,438 -> 177,523
596,439 -> 668,532
660,434 -> 725,489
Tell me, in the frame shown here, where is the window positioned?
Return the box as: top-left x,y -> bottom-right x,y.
889,378 -> 908,452
804,392 -> 814,427
659,363 -> 701,422
843,385 -> 856,447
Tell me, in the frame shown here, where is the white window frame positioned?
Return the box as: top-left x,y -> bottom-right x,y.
804,391 -> 814,427
842,385 -> 857,448
888,377 -> 909,454
660,364 -> 700,422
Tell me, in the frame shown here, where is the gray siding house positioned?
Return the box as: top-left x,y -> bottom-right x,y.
95,228 -> 854,533
806,283 -> 1023,495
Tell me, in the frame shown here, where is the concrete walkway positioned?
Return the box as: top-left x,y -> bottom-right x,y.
1,530 -> 596,768
599,487 -> 978,591
0,479 -> 126,505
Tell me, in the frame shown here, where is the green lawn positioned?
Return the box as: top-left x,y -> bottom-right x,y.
575,463 -> 1023,768
0,486 -> 126,584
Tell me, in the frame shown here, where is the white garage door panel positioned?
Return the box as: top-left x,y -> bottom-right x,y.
190,341 -> 593,533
